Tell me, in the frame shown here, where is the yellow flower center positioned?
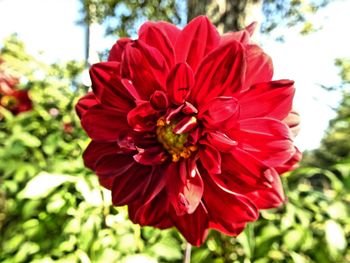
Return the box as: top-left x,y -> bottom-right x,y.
156,118 -> 197,162
1,95 -> 18,109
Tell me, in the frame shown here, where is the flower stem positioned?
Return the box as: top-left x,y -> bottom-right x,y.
183,242 -> 192,263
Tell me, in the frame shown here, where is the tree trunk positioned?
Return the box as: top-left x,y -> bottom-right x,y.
187,0 -> 262,34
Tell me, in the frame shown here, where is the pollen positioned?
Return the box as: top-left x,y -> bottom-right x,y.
156,118 -> 197,162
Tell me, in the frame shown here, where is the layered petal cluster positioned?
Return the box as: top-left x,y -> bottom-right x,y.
76,16 -> 301,246
0,59 -> 32,115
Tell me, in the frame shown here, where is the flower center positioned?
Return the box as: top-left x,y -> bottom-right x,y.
156,118 -> 197,162
1,95 -> 18,109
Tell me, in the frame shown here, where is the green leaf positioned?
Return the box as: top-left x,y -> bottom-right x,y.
325,220 -> 347,252
283,227 -> 306,251
16,132 -> 41,148
148,237 -> 182,261
122,254 -> 157,263
289,252 -> 309,263
18,172 -> 76,199
237,223 -> 254,258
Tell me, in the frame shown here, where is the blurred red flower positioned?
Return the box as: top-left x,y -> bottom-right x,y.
0,60 -> 32,115
76,16 -> 301,246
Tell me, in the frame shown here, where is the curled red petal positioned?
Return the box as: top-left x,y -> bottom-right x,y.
181,101 -> 198,115
166,160 -> 204,216
133,146 -> 167,165
108,38 -> 132,62
166,63 -> 194,105
175,16 -> 220,72
150,90 -> 168,110
127,101 -> 159,132
173,115 -> 197,134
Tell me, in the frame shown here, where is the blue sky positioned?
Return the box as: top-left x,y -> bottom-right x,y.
1,0 -> 349,151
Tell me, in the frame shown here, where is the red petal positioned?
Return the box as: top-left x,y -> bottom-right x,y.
239,80 -> 295,120
133,146 -> 168,165
220,22 -> 257,45
128,190 -> 172,229
150,90 -> 168,110
90,62 -> 135,111
173,116 -> 197,134
121,40 -> 168,99
202,170 -> 259,229
83,141 -> 135,189
246,169 -> 285,209
231,118 -> 295,167
166,63 -> 194,105
219,149 -> 272,189
181,101 -> 198,115
283,110 -> 301,138
198,96 -> 239,130
276,147 -> 302,174
139,22 -> 175,67
108,38 -> 132,62
175,16 -> 220,72
166,160 -> 204,216
127,101 -> 159,132
83,140 -> 121,170
183,165 -> 204,214
75,92 -> 98,119
199,143 -> 221,174
147,21 -> 181,46
112,164 -> 151,206
243,45 -> 273,91
206,131 -> 238,152
209,221 -> 246,237
189,40 -> 245,106
81,104 -> 129,141
170,203 -> 209,246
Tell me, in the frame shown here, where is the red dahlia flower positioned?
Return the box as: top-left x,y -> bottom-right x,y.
76,16 -> 301,246
0,62 -> 32,115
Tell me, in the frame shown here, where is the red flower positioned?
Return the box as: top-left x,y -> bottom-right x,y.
76,16 -> 300,246
0,62 -> 32,115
